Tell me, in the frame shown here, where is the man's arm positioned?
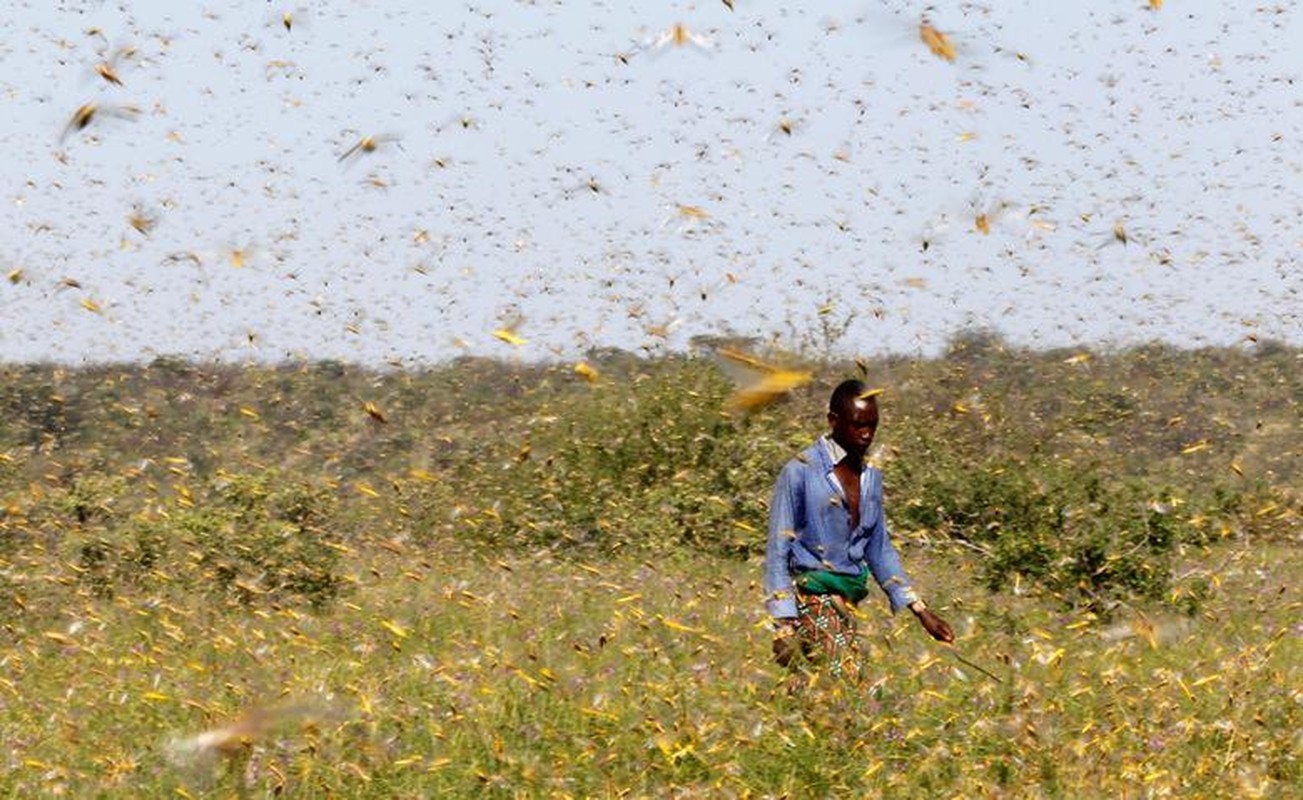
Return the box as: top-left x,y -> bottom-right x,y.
861,471 -> 954,642
906,599 -> 955,643
862,470 -> 919,614
766,462 -> 806,666
763,461 -> 802,621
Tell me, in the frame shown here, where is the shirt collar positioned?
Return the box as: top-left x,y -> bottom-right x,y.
821,434 -> 871,472
820,434 -> 847,465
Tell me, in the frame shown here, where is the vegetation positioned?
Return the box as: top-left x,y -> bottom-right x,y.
0,337 -> 1298,796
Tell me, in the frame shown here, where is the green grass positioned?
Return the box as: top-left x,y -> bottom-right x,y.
0,341 -> 1299,796
1,538 -> 1298,797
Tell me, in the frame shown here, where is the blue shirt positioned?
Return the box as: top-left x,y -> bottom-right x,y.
765,435 -> 919,619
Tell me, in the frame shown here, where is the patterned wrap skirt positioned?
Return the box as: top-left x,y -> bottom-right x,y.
793,589 -> 863,679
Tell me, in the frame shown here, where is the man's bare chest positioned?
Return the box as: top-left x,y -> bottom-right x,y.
832,462 -> 861,530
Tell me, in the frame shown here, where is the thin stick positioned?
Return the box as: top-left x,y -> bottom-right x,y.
837,602 -> 999,682
944,645 -> 1004,684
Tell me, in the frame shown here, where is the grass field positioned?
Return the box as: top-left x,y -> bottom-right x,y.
1,344 -> 1299,796
3,535 -> 1298,798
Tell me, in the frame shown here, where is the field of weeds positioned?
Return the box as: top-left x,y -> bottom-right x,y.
4,540 -> 1298,797
1,342 -> 1299,796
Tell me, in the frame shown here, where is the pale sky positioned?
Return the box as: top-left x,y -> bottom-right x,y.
1,0 -> 1299,365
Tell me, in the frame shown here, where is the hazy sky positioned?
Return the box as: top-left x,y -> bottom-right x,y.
1,0 -> 1299,365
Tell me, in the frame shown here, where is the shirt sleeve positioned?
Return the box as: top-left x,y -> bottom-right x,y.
764,461 -> 802,619
864,474 -> 920,614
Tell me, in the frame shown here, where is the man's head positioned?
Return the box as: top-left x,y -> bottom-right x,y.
827,379 -> 879,461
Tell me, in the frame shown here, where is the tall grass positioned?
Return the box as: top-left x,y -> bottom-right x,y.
0,340 -> 1298,796
2,542 -> 1297,797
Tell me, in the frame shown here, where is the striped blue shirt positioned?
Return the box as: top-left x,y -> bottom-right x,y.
764,435 -> 919,619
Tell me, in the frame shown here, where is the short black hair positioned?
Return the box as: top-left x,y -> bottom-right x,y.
829,379 -> 873,416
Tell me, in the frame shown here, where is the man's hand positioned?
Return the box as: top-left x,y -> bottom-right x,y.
911,603 -> 955,643
772,620 -> 801,667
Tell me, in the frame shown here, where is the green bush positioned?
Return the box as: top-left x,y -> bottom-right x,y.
189,471 -> 346,608
61,469 -> 347,608
2,343 -> 1297,616
893,449 -> 1189,608
54,472 -> 129,526
467,361 -> 786,556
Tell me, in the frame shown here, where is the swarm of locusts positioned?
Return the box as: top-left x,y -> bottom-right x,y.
3,0 -> 1300,794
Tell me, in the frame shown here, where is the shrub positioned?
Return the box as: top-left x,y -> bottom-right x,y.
462,359 -> 789,556
60,470 -> 348,608
892,448 -> 1190,609
189,471 -> 346,608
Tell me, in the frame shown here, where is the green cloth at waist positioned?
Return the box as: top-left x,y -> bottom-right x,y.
794,567 -> 869,604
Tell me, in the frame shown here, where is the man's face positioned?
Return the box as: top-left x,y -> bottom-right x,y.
828,398 -> 878,457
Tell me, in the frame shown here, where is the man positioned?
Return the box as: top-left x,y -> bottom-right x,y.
765,379 -> 954,677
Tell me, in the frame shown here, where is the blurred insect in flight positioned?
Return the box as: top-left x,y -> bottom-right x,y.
1093,219 -> 1140,249
714,347 -> 813,412
337,133 -> 403,163
660,203 -> 718,235
127,205 -> 158,237
641,23 -> 715,54
166,701 -> 339,768
219,242 -> 262,269
270,6 -> 311,32
972,198 -> 1016,235
762,115 -> 807,144
363,401 -> 388,423
493,329 -> 527,346
574,362 -> 600,383
919,20 -> 957,62
601,49 -> 636,65
94,45 -> 136,86
436,113 -> 479,133
61,102 -> 140,142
